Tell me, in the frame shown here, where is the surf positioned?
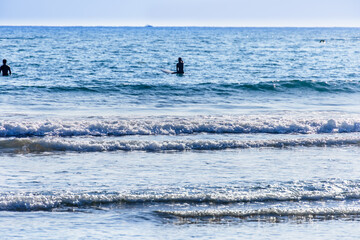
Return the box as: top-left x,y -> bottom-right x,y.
0,134 -> 359,153
0,115 -> 360,137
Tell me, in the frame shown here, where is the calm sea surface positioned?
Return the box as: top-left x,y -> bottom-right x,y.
1,26 -> 360,239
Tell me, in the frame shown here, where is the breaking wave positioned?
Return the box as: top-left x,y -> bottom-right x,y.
0,115 -> 360,137
0,135 -> 359,153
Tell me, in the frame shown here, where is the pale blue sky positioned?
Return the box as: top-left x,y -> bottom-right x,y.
1,0 -> 359,27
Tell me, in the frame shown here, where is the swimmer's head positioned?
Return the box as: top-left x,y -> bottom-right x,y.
2,59 -> 6,64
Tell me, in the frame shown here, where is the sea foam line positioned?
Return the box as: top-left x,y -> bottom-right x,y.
2,189 -> 360,211
0,116 -> 360,137
0,135 -> 359,153
157,207 -> 360,220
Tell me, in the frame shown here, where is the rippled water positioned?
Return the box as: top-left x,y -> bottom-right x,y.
1,26 -> 360,239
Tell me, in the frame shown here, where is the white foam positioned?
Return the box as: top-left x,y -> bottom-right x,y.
1,181 -> 360,211
158,207 -> 360,219
0,135 -> 359,153
0,114 -> 360,137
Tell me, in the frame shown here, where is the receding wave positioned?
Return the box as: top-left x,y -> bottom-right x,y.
0,135 -> 360,153
2,181 -> 360,211
157,208 -> 360,222
0,116 -> 360,137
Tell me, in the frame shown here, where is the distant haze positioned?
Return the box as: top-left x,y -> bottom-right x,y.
1,0 -> 359,27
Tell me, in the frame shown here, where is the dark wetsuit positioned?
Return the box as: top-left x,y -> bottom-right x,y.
176,62 -> 184,74
0,64 -> 11,76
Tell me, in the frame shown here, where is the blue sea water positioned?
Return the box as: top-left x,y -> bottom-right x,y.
1,26 -> 360,239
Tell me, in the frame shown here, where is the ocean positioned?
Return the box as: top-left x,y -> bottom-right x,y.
1,26 -> 360,239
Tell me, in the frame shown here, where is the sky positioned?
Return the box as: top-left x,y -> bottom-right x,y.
0,0 -> 359,27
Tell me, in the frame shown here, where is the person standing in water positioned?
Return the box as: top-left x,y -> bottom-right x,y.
174,57 -> 184,74
0,59 -> 11,76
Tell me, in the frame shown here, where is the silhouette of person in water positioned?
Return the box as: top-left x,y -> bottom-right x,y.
174,57 -> 184,74
0,59 -> 11,76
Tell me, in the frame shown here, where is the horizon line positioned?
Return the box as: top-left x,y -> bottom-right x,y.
1,25 -> 360,28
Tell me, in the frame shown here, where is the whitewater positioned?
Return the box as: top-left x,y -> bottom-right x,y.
1,26 -> 360,239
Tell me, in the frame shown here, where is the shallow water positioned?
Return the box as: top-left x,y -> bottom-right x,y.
1,26 -> 360,239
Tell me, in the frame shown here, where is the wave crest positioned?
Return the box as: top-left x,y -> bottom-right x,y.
0,116 -> 360,137
0,135 -> 360,153
10,80 -> 360,94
